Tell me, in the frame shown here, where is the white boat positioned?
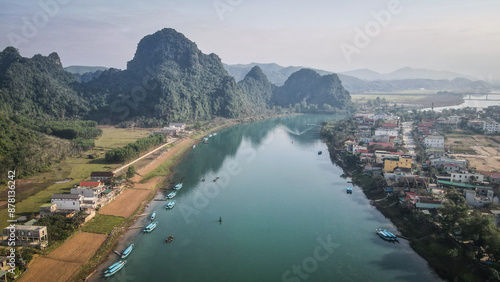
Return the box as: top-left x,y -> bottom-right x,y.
151,211 -> 156,221
121,243 -> 134,259
192,145 -> 196,149
104,260 -> 126,277
174,183 -> 183,190
166,201 -> 176,209
144,221 -> 158,233
166,191 -> 177,199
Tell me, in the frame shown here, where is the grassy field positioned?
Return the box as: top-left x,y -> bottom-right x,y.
351,93 -> 432,103
0,127 -> 152,229
81,214 -> 125,234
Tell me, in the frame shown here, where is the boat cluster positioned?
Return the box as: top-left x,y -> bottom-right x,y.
376,228 -> 399,242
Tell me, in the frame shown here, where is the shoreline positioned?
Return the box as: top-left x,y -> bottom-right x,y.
75,112 -> 291,281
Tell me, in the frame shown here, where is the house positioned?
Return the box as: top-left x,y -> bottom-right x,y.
483,120 -> 500,134
90,171 -> 114,183
0,256 -> 8,271
374,128 -> 399,137
464,188 -> 498,207
426,147 -> 445,158
489,174 -> 500,184
405,192 -> 420,209
450,172 -> 484,184
39,203 -> 57,217
415,197 -> 443,210
430,157 -> 467,170
168,123 -> 185,130
467,119 -> 483,130
71,181 -> 105,198
51,194 -> 83,211
383,155 -> 412,172
491,210 -> 500,227
424,135 -> 444,148
2,225 -> 48,248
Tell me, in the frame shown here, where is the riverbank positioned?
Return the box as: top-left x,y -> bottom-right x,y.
72,112 -> 292,281
324,147 -> 492,280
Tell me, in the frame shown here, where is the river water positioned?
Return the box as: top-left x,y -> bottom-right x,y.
424,92 -> 500,112
99,115 -> 440,282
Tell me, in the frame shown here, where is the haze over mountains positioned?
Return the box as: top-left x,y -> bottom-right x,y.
221,63 -> 493,93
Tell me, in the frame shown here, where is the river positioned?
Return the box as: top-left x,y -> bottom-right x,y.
423,92 -> 500,112
98,115 -> 440,282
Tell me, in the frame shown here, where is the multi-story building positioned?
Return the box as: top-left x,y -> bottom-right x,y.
424,135 -> 444,148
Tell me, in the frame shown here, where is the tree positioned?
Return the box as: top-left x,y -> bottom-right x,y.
126,166 -> 136,178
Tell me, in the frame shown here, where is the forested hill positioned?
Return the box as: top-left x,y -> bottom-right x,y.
0,47 -> 88,119
0,28 -> 353,125
81,28 -> 255,124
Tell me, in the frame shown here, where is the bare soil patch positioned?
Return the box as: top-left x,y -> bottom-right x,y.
20,232 -> 107,282
99,189 -> 150,217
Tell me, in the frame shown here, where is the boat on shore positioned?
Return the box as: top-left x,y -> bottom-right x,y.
121,243 -> 134,259
151,211 -> 156,221
166,201 -> 176,209
346,186 -> 352,194
376,228 -> 398,242
166,191 -> 177,199
173,183 -> 183,190
166,236 -> 175,243
104,260 -> 127,277
144,221 -> 158,233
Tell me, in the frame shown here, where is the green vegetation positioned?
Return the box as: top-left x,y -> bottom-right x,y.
320,117 -> 358,149
105,134 -> 166,163
81,214 -> 125,234
36,213 -> 85,242
126,166 -> 136,178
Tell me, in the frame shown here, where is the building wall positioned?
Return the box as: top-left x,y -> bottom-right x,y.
51,198 -> 81,210
451,173 -> 484,184
424,136 -> 444,148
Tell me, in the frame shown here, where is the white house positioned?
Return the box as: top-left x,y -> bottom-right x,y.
464,188 -> 498,207
483,120 -> 500,134
71,181 -> 105,199
374,128 -> 399,137
51,194 -> 83,210
424,135 -> 444,148
450,172 -> 484,184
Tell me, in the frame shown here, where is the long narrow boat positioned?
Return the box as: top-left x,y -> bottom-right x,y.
174,183 -> 183,190
166,201 -> 176,209
151,211 -> 156,221
376,228 -> 398,241
104,261 -> 122,274
144,221 -> 158,233
104,260 -> 127,277
121,243 -> 134,259
166,191 -> 177,199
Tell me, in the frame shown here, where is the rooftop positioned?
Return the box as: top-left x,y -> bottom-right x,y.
51,194 -> 81,200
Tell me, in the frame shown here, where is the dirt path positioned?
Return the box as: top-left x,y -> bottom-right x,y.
99,188 -> 151,217
20,232 -> 107,282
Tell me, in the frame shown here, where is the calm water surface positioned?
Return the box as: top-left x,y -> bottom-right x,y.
100,115 -> 440,282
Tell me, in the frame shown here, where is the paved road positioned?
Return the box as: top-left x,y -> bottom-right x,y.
402,122 -> 416,156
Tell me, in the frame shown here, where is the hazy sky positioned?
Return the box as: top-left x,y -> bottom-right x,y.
1,0 -> 499,80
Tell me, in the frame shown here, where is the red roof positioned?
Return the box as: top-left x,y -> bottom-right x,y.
357,149 -> 372,153
80,181 -> 103,187
382,123 -> 397,128
369,142 -> 393,148
390,152 -> 405,156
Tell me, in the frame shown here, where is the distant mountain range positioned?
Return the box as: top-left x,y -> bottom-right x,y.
223,63 -> 493,93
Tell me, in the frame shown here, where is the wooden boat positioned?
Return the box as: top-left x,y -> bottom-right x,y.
166,236 -> 175,243
144,221 -> 158,233
121,243 -> 134,259
173,183 -> 183,190
166,191 -> 176,199
201,178 -> 205,182
151,211 -> 156,221
166,201 -> 176,209
104,260 -> 126,277
213,177 -> 219,182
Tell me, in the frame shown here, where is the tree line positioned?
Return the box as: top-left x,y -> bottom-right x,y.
105,134 -> 166,163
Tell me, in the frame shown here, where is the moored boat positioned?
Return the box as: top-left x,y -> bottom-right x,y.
318,150 -> 322,155
104,260 -> 127,277
346,186 -> 352,194
174,183 -> 183,190
104,261 -> 122,274
121,243 -> 134,259
166,201 -> 176,209
144,221 -> 158,233
192,145 -> 196,149
166,236 -> 175,243
166,191 -> 177,199
376,228 -> 398,242
151,211 -> 156,221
